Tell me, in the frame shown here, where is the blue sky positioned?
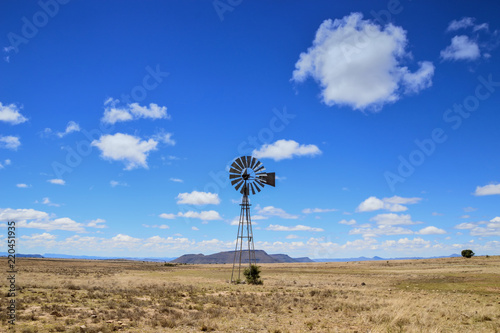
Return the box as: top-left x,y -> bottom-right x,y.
1,0 -> 500,259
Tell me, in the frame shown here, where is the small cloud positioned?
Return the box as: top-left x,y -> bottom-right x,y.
48,179 -> 65,185
432,212 -> 443,216
176,191 -> 220,205
101,99 -> 170,124
266,224 -> 324,232
440,35 -> 480,61
0,136 -> 21,150
474,184 -> 500,196
57,121 -> 80,137
302,208 -> 337,214
447,17 -> 488,32
40,197 -> 60,207
110,180 -> 128,187
91,133 -> 158,170
0,102 -> 28,125
253,139 -> 321,161
16,183 -> 30,188
417,226 -> 446,235
356,196 -> 421,212
463,206 -> 477,213
169,178 -> 183,183
87,218 -> 106,228
178,210 -> 222,221
461,215 -> 471,219
257,206 -> 298,219
191,226 -> 199,231
154,132 -> 176,146
339,219 -> 356,225
286,234 -> 299,239
370,213 -> 420,226
159,213 -> 176,219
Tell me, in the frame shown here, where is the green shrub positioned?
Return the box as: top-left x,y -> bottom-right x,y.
243,265 -> 263,285
461,249 -> 475,258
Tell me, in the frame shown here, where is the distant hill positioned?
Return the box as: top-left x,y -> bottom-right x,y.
43,253 -> 177,262
269,254 -> 314,263
313,254 -> 462,262
0,252 -> 44,258
171,250 -> 314,264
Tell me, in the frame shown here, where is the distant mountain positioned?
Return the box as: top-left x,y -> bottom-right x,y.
269,254 -> 314,263
313,254 -> 462,262
0,252 -> 44,258
43,253 -> 177,261
171,250 -> 314,264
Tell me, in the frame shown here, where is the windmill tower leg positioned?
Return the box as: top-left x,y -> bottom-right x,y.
231,193 -> 256,283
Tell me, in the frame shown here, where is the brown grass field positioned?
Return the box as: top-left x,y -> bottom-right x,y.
1,256 -> 499,332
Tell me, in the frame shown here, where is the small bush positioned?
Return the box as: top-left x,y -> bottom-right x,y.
243,265 -> 263,285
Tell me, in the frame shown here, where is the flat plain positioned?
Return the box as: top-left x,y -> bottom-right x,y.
1,256 -> 499,332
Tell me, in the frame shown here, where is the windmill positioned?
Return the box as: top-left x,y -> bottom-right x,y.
229,156 -> 275,283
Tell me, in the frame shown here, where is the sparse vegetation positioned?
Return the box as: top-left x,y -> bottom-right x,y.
1,256 -> 499,332
462,249 -> 475,258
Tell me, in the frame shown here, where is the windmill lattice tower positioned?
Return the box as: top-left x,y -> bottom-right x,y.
229,156 -> 275,283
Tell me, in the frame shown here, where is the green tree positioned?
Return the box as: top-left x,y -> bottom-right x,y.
243,264 -> 263,285
461,249 -> 475,258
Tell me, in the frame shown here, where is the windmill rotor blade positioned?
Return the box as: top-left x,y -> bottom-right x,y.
249,157 -> 257,169
241,156 -> 249,168
234,180 -> 244,191
253,161 -> 262,170
235,157 -> 245,170
253,181 -> 262,192
255,179 -> 265,187
245,156 -> 252,168
229,174 -> 241,180
254,165 -> 265,173
250,183 -> 256,195
229,168 -> 241,175
231,162 -> 242,172
231,178 -> 243,186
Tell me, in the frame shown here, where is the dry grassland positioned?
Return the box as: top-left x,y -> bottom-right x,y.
1,256 -> 499,332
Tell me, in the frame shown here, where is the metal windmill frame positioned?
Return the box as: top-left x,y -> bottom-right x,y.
229,156 -> 275,283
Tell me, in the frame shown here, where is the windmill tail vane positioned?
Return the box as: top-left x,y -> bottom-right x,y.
229,156 -> 275,283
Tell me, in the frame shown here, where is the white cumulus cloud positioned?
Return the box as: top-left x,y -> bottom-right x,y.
356,196 -> 421,212
0,102 -> 28,124
48,179 -> 65,185
292,12 -> 434,110
101,99 -> 170,124
159,213 -> 176,219
302,208 -> 337,214
252,139 -> 321,161
370,213 -> 420,226
57,121 -> 80,137
87,218 -> 106,228
474,184 -> 500,196
176,191 -> 220,205
417,226 -> 446,235
178,210 -> 222,221
440,35 -> 480,61
92,133 -> 158,170
339,219 -> 356,225
257,206 -> 298,219
266,224 -> 324,232
0,136 -> 21,150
